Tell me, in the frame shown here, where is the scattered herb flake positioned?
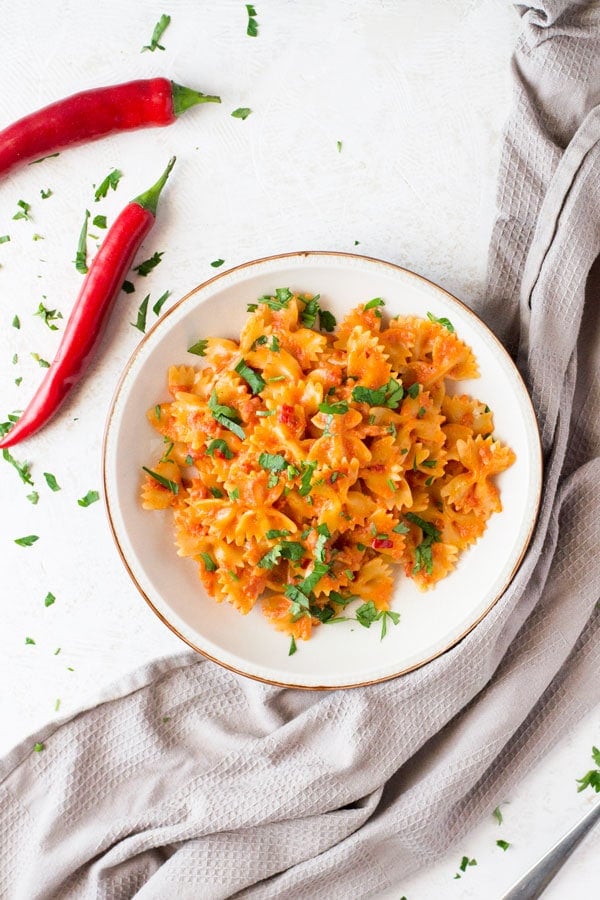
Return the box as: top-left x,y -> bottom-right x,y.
199,551 -> 217,572
496,840 -> 511,851
54,698 -> 61,712
94,168 -> 123,202
206,439 -> 234,460
337,140 -> 342,152
40,188 -> 53,199
231,107 -> 251,120
142,13 -> 171,52
288,635 -> 297,656
407,382 -> 420,399
246,3 -> 258,36
92,214 -> 107,229
208,390 -> 245,440
30,153 -> 60,165
77,489 -> 100,507
74,209 -> 90,274
13,199 -> 31,221
34,303 -> 63,330
492,805 -> 504,826
12,315 -> 20,329
25,636 -> 36,645
131,294 -> 150,332
2,448 -> 33,485
14,534 -> 39,547
427,311 -> 455,333
27,491 -> 39,504
575,746 -> 600,793
31,353 -> 50,368
210,258 -> 225,267
142,468 -> 178,494
235,358 -> 265,394
188,339 -> 208,356
133,251 -> 164,277
44,592 -> 56,608
33,742 -> 44,752
258,452 -> 287,472
122,280 -> 135,294
152,290 -> 171,316
43,472 -> 61,492
318,400 -> 348,416
0,234 -> 10,244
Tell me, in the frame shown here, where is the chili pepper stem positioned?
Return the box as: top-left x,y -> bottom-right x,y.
171,82 -> 221,115
133,156 -> 176,216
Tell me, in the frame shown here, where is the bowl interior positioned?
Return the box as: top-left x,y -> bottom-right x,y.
103,252 -> 542,688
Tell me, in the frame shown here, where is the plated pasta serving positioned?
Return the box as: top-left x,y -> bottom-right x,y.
140,288 -> 516,653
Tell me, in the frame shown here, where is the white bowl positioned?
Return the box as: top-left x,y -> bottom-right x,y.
103,252 -> 542,689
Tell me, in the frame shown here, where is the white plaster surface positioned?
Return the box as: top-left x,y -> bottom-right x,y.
0,2 -> 597,897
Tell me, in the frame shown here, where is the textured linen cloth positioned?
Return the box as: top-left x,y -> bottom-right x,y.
2,3 -> 600,897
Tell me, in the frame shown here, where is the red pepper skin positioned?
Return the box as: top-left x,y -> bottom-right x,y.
0,79 -> 219,175
0,158 -> 176,449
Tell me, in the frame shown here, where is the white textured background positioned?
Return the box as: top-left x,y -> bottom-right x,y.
0,2 -> 597,898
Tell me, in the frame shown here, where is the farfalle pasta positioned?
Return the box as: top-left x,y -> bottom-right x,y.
141,290 -> 515,646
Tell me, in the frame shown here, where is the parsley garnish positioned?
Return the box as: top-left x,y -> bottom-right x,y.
299,294 -> 321,328
12,315 -> 20,329
134,251 -> 164,277
256,287 -> 292,310
92,214 -> 107,229
496,840 -> 510,851
363,297 -> 384,316
131,294 -> 150,332
122,281 -> 135,294
0,234 -> 10,244
94,169 -> 122,201
199,552 -> 217,572
27,491 -> 39,504
298,561 -> 330,595
206,439 -> 234,460
152,290 -> 171,316
492,805 -> 504,825
25,636 -> 36,645
406,513 -> 441,576
231,107 -> 252,120
235,358 -> 265,394
142,468 -> 179,494
208,390 -> 245,440
427,311 -> 455,333
14,535 -> 39,547
576,746 -> 600,793
40,188 -> 53,199
246,3 -> 258,36
142,13 -> 171,52
188,339 -> 208,356
266,529 -> 291,539
407,382 -> 420,399
288,635 -> 297,656
44,592 -> 56,608
33,742 -> 44,752
337,140 -> 342,153
351,379 -> 403,409
13,199 -> 31,221
258,452 -> 287,472
77,489 -> 100,507
74,209 -> 90,273
298,460 -> 317,496
258,541 -> 304,569
318,400 -> 348,415
30,153 -> 59,165
43,472 -> 61,492
2,448 -> 33,485
319,309 -> 337,332
392,521 -> 409,534
31,353 -> 50,368
210,258 -> 225,267
209,486 -> 224,498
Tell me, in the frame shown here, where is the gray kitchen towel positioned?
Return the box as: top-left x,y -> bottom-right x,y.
1,2 -> 600,898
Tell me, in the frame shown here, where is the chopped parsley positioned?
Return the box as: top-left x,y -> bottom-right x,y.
288,635 -> 297,656
131,294 -> 150,332
427,311 -> 455,333
492,805 -> 504,825
77,489 -> 100,507
406,513 -> 441,576
208,390 -> 245,439
25,636 -> 36,645
13,199 -> 31,221
298,294 -> 337,332
134,251 -> 164,277
152,290 -> 171,316
74,209 -> 90,274
92,214 -> 107,229
33,742 -> 44,752
122,280 -> 135,294
258,541 -> 304,569
363,297 -> 384,316
188,339 -> 208,356
2,448 -> 33,485
94,168 -> 122,201
352,378 -> 403,409
231,107 -> 251,119
0,234 -> 10,244
235,358 -> 265,394
210,258 -> 225,267
258,452 -> 287,472
142,13 -> 171,52
255,287 -> 292,311
228,487 -> 240,500
44,592 -> 56,608
318,400 -> 348,415
199,552 -> 217,572
12,315 -> 20,329
40,188 -> 53,199
31,353 -> 50,368
246,3 -> 258,36
43,472 -> 61,492
30,153 -> 59,165
298,460 -> 317,496
407,382 -> 420,399
265,529 -> 291,539
27,491 -> 39,504
496,840 -> 511,851
576,746 -> 600,793
14,535 -> 39,547
298,561 -> 330,595
206,439 -> 234,459
337,140 -> 342,152
142,468 -> 178,494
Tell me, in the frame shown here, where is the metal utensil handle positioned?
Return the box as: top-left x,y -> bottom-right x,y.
501,801 -> 600,900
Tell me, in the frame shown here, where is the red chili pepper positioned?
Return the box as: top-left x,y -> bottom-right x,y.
372,538 -> 394,550
0,79 -> 219,174
0,157 -> 176,449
